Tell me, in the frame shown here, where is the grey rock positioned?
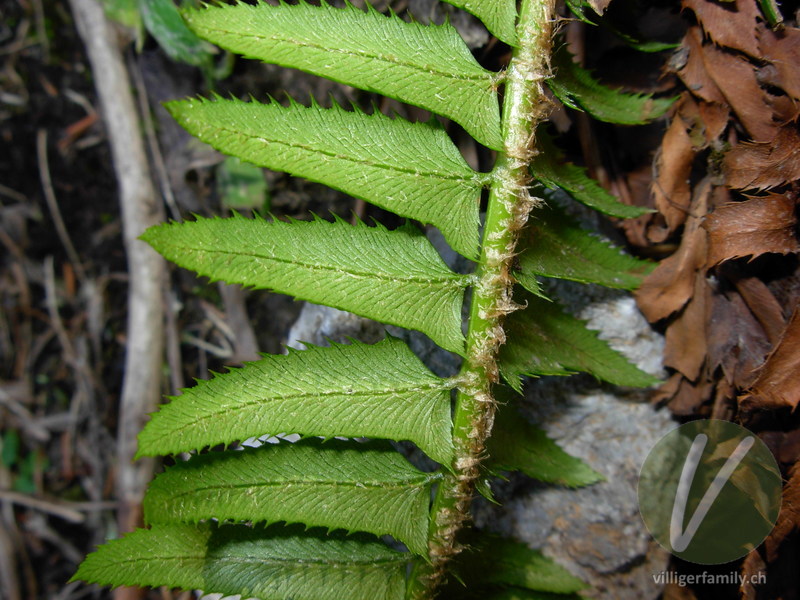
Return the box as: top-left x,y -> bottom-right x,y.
285,302 -> 386,350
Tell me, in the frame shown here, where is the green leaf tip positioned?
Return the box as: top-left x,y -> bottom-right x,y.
452,535 -> 587,594
73,523 -> 408,600
181,0 -> 503,149
449,586 -> 586,600
143,438 -> 437,555
530,130 -> 652,219
548,47 -> 676,125
165,95 -> 485,259
500,290 -> 660,391
139,0 -> 214,69
564,0 -> 679,52
136,336 -> 456,465
516,203 -> 654,290
141,214 -> 469,353
487,403 -> 604,488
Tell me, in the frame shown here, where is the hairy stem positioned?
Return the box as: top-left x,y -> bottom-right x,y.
407,0 -> 557,596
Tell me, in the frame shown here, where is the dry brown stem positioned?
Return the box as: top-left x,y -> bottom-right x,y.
67,2 -> 166,591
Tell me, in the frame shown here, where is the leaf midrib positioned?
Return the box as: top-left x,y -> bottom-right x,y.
183,117 -> 488,186
200,27 -> 490,83
166,242 -> 472,288
166,476 -> 433,500
165,381 -> 450,436
524,227 -> 641,278
515,316 -> 630,373
108,553 -> 408,568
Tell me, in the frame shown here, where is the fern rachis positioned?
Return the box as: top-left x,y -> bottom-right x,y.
74,1 -> 665,598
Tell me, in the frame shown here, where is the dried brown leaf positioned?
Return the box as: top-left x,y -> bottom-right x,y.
765,461 -> 800,562
677,27 -> 777,142
683,0 -> 760,57
707,287 -> 772,389
778,431 -> 800,466
730,273 -> 787,344
768,92 -> 800,127
710,377 -> 736,420
664,272 -> 710,381
653,101 -> 696,232
663,582 -> 699,600
653,372 -> 709,415
704,194 -> 799,266
742,306 -> 800,410
621,165 -> 658,248
758,24 -> 800,101
762,430 -> 800,466
677,28 -> 726,105
637,179 -> 710,322
740,549 -> 766,600
701,43 -> 780,142
724,127 -> 800,190
671,374 -> 714,415
696,100 -> 729,143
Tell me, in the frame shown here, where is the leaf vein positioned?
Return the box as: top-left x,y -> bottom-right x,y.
163,244 -> 471,288
187,118 -> 484,186
201,29 -> 489,83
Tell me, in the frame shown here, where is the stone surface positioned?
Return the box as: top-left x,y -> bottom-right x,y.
285,302 -> 386,350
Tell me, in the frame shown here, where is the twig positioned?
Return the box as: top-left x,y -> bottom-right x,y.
0,510 -> 20,600
0,384 -> 50,442
31,0 -> 50,62
181,332 -> 233,359
0,490 -> 86,524
43,255 -> 97,435
163,288 -> 185,394
43,255 -> 78,368
218,283 -> 261,363
37,130 -> 87,282
129,55 -> 182,222
0,18 -> 30,57
0,183 -> 28,203
0,224 -> 25,261
68,0 -> 166,570
23,512 -> 84,564
64,88 -> 96,116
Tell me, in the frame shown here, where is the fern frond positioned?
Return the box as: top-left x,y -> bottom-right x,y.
485,403 -> 603,487
166,97 -> 486,258
499,290 -> 659,391
75,0 -> 666,597
440,0 -> 518,46
142,215 -> 470,353
451,586 -> 584,600
515,203 -> 654,291
136,337 -> 457,465
548,47 -> 675,125
144,439 -> 436,555
182,1 -> 503,149
452,536 -> 587,594
138,0 -> 213,69
73,523 -> 408,600
530,131 -> 650,219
